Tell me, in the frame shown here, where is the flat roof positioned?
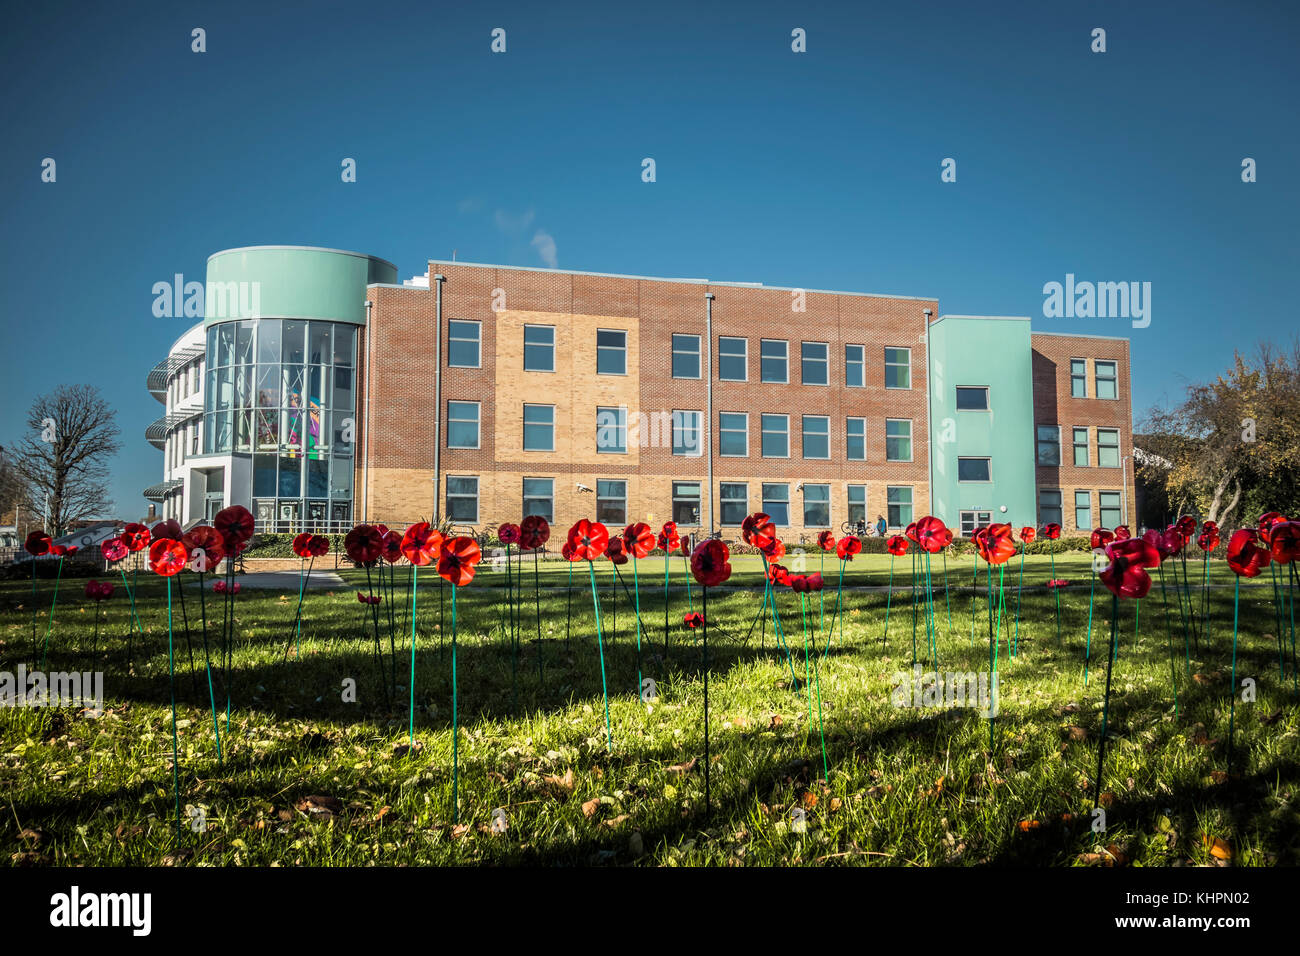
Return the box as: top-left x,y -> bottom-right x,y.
1032,329 -> 1131,343
425,259 -> 938,302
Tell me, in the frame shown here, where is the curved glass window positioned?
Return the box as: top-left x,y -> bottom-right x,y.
205,318 -> 358,530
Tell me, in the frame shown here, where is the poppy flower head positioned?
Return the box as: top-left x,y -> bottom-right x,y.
976,524 -> 1017,565
307,534 -> 330,558
399,522 -> 443,567
1197,529 -> 1220,553
766,563 -> 790,586
151,519 -> 183,543
606,537 -> 629,566
1090,527 -> 1115,551
212,506 -> 255,549
1173,515 -> 1196,538
741,512 -> 772,545
148,538 -> 187,577
438,536 -> 483,586
1162,525 -> 1188,555
1257,511 -> 1287,545
760,536 -> 785,561
48,543 -> 70,558
292,532 -> 315,558
1098,538 -> 1162,599
837,535 -> 864,561
1142,528 -> 1181,562
344,524 -> 385,565
805,572 -> 824,592
1226,528 -> 1271,578
561,541 -> 576,561
520,515 -> 551,550
100,536 -> 128,563
567,519 -> 610,562
690,539 -> 732,587
1018,527 -> 1036,544
622,522 -> 655,559
497,522 -> 522,546
1041,523 -> 1062,541
84,580 -> 113,601
684,612 -> 704,629
379,530 -> 403,564
817,530 -> 836,552
1113,525 -> 1131,540
121,523 -> 152,553
905,521 -> 919,543
356,590 -> 381,605
789,574 -> 808,592
1268,521 -> 1300,565
915,516 -> 950,554
24,531 -> 52,556
182,525 -> 226,571
886,535 -> 909,557
658,521 -> 680,553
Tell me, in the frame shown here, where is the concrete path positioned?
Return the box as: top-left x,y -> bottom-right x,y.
213,570 -> 347,590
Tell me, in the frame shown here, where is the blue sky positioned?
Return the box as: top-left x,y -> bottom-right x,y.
2,0 -> 1296,517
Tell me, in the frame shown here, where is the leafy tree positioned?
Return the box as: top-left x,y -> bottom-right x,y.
1138,342 -> 1300,528
12,385 -> 122,536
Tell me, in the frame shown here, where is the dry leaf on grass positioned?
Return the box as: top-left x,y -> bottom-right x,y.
668,757 -> 698,775
581,798 -> 601,819
1203,834 -> 1232,860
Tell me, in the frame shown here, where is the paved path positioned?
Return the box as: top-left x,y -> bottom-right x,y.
219,571 -> 347,590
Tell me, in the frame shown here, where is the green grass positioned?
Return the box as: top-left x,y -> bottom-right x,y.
2,552 -> 1298,867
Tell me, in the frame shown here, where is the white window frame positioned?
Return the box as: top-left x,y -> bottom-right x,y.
761,413 -> 790,458
446,475 -> 480,524
523,324 -> 556,373
523,403 -> 556,452
885,347 -> 912,389
885,418 -> 913,463
671,409 -> 703,457
801,414 -> 830,460
846,416 -> 866,461
845,343 -> 866,388
760,339 -> 789,384
718,411 -> 749,457
447,400 -> 481,450
801,341 -> 829,386
718,336 -> 748,382
447,319 -> 482,369
672,333 -> 702,380
1097,427 -> 1121,468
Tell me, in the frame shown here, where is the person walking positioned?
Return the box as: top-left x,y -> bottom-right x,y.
875,514 -> 887,538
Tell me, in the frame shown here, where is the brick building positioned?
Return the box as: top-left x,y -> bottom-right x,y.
144,246 -> 1135,541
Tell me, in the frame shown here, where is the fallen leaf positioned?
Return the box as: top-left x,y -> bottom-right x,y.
668,757 -> 698,775
1065,726 -> 1088,742
1203,834 -> 1232,860
581,798 -> 601,819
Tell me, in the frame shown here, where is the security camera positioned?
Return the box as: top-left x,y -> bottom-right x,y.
795,482 -> 804,492
576,483 -> 593,493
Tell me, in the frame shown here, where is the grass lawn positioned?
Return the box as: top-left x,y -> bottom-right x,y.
1,551 -> 1298,866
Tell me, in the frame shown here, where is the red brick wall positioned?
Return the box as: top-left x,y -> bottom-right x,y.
1031,333 -> 1135,533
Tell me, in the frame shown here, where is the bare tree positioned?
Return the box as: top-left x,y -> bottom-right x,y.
0,443 -> 26,522
12,385 -> 122,536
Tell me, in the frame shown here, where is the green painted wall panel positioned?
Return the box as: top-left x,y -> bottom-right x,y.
204,247 -> 396,327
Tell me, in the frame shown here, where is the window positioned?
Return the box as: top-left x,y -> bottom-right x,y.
672,481 -> 701,525
596,480 -> 627,525
446,476 -> 479,522
846,417 -> 866,461
1069,427 -> 1088,467
1097,428 -> 1120,468
719,412 -> 748,457
1095,361 -> 1118,400
522,478 -> 554,523
886,419 -> 913,462
1075,490 -> 1092,530
1038,489 -> 1062,527
1070,359 -> 1087,398
720,482 -> 748,526
672,334 -> 701,379
672,410 -> 702,456
1099,491 -> 1122,528
801,342 -> 829,385
447,401 -> 481,449
448,320 -> 481,368
523,404 -> 555,452
845,344 -> 865,388
1036,425 -> 1060,466
718,337 -> 747,381
763,483 -> 790,526
802,415 -> 830,459
958,457 -> 991,482
887,486 -> 913,527
189,421 -> 200,455
955,386 -> 989,411
597,329 -> 627,375
803,483 -> 830,527
847,485 -> 866,525
760,339 -> 788,383
885,347 -> 911,389
596,406 -> 627,454
523,325 -> 555,372
761,414 -> 789,457
959,511 -> 992,537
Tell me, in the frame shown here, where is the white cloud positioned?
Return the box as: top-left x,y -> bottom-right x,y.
531,230 -> 558,268
494,208 -> 535,234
